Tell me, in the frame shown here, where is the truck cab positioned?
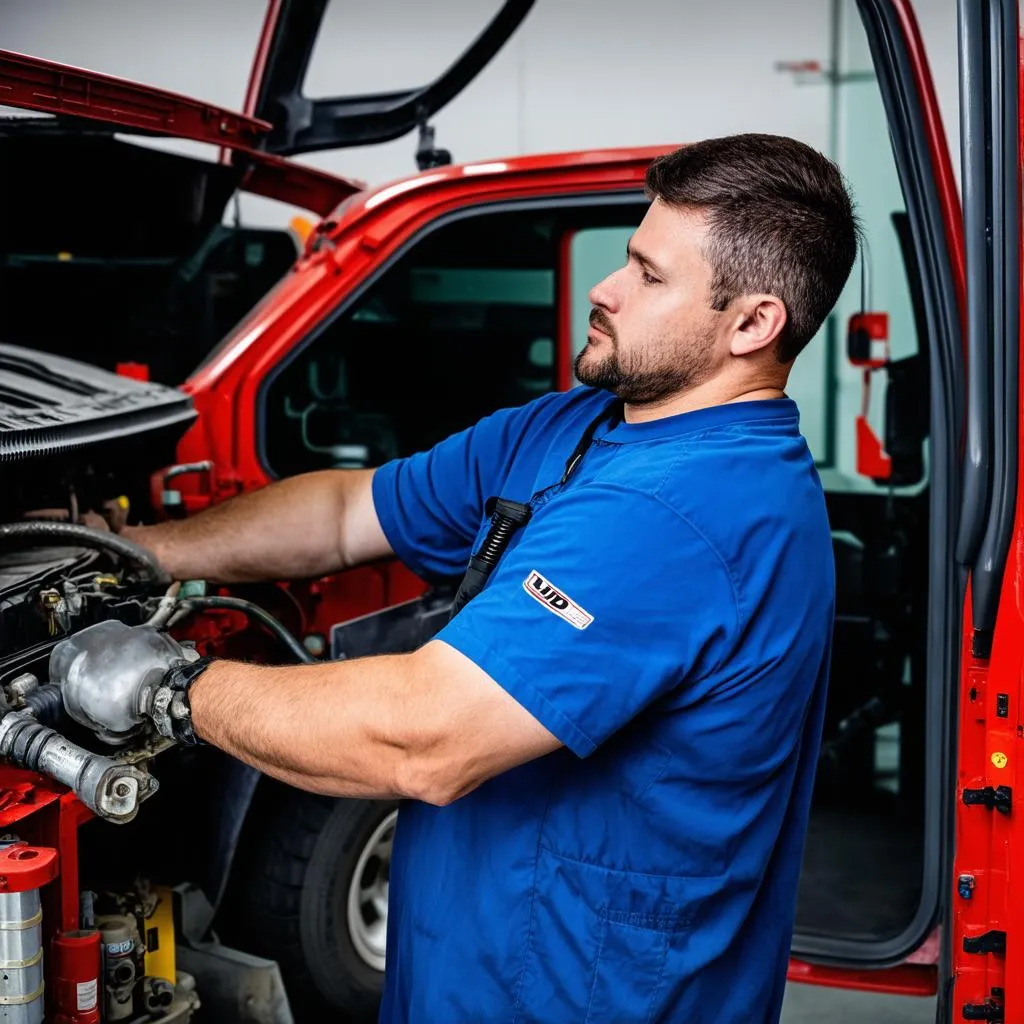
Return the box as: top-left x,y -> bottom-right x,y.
0,0 -> 1019,1020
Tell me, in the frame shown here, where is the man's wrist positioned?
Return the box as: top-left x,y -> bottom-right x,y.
157,655 -> 216,745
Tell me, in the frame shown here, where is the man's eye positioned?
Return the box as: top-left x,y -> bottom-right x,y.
641,271 -> 660,286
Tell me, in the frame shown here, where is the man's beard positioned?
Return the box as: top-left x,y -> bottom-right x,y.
575,309 -> 717,404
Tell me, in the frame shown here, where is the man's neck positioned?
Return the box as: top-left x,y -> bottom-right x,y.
622,381 -> 787,424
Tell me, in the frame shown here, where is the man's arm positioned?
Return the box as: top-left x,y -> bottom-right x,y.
122,469 -> 391,583
187,640 -> 561,803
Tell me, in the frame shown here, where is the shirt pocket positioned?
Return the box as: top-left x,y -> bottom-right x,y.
583,908 -> 674,1024
513,847 -> 693,1024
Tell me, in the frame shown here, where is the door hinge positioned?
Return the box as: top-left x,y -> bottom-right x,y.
962,785 -> 1012,814
963,930 -> 1007,956
963,989 -> 1004,1021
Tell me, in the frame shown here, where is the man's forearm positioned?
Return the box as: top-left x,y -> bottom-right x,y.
187,654 -> 423,800
122,470 -> 377,583
186,640 -> 560,806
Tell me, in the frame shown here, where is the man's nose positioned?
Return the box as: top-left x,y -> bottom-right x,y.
588,270 -> 621,313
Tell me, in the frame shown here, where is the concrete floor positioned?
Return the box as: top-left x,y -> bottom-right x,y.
782,984 -> 936,1022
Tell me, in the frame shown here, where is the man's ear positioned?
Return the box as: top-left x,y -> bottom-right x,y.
728,295 -> 788,357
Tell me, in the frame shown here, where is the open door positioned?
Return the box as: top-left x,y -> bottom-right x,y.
950,0 -> 1021,1020
773,0 -> 967,1002
778,0 -> 1021,1015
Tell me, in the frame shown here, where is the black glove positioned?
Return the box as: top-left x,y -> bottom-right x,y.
149,654 -> 216,745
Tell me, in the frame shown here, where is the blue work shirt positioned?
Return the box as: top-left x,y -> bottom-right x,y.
372,386 -> 834,1024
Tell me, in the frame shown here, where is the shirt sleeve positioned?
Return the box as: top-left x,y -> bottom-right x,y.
371,397 -> 559,580
434,484 -> 741,756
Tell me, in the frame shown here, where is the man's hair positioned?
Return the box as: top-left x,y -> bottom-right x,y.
645,133 -> 858,363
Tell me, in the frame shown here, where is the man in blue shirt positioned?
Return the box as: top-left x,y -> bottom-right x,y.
56,133 -> 857,1022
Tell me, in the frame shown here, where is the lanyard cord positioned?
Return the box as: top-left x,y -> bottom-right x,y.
560,398 -> 623,483
448,397 -> 622,620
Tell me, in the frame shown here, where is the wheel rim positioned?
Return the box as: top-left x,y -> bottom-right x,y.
346,809 -> 396,972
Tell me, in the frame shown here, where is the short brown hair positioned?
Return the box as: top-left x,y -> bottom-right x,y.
646,133 -> 858,363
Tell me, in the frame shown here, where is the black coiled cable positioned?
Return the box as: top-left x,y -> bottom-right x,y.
477,510 -> 524,564
448,499 -> 531,621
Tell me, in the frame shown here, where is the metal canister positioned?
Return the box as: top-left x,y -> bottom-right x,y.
0,844 -> 58,1024
51,929 -> 101,1024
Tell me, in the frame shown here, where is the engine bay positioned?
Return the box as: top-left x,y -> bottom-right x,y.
0,465 -> 311,1022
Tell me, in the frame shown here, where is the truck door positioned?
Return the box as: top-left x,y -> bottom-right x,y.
949,0 -> 1021,1020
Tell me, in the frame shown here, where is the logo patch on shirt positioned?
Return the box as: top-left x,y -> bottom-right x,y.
523,570 -> 594,630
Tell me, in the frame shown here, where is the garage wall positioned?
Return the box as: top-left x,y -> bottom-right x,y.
1,0 -> 959,228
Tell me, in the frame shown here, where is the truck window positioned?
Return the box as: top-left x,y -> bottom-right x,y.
260,201 -> 647,477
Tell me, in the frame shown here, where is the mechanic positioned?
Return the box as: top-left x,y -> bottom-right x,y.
54,133 -> 857,1023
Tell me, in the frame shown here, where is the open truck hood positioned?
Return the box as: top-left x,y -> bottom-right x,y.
0,48 -> 362,217
0,345 -> 194,463
0,0 -> 535,207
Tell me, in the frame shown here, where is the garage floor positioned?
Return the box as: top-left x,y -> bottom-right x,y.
782,984 -> 936,1022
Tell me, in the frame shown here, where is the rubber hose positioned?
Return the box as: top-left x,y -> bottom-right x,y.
180,596 -> 315,664
0,522 -> 170,586
23,684 -> 63,726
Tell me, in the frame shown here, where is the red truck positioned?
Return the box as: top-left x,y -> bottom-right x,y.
0,0 -> 1017,1021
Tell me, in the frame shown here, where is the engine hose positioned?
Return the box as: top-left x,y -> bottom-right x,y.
0,521 -> 170,586
22,684 -> 63,726
0,711 -> 156,822
179,596 -> 315,664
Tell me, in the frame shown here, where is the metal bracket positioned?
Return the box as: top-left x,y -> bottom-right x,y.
962,785 -> 1012,814
415,120 -> 452,171
963,994 -> 1004,1021
963,931 -> 1007,956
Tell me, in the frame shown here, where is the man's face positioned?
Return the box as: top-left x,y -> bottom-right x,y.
575,199 -> 726,404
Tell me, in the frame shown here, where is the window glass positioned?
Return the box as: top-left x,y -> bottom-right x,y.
811,0 -> 925,493
568,226 -> 634,371
794,0 -> 932,951
261,203 -> 647,477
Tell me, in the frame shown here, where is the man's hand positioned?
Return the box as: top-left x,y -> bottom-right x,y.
50,620 -> 212,746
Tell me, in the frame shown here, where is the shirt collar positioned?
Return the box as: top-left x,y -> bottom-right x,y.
598,396 -> 800,444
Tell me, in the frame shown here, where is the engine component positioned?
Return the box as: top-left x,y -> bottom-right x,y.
0,522 -> 170,587
142,975 -> 175,1014
87,883 -> 188,1021
157,973 -> 200,1023
0,712 -> 157,822
5,673 -> 64,726
146,582 -> 182,629
0,843 -> 58,1024
51,619 -> 200,745
177,595 -> 315,664
7,673 -> 38,705
52,929 -> 101,1024
22,683 -> 63,725
97,914 -> 142,1021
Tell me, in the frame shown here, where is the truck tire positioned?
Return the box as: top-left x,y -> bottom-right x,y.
220,780 -> 397,1023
